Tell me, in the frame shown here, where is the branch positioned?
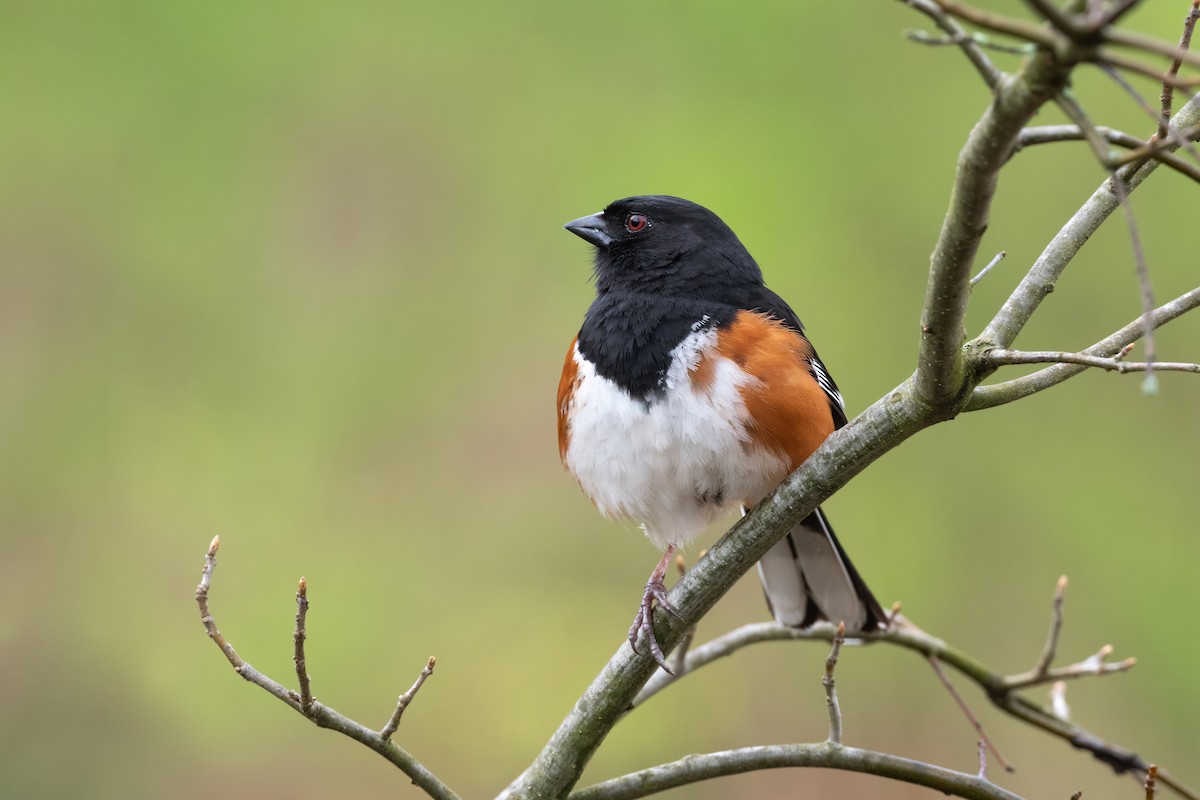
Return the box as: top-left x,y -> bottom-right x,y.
1096,61 -> 1200,167
931,0 -> 1059,48
1013,125 -> 1200,184
970,251 -> 1007,287
1158,2 -> 1200,139
1097,50 -> 1200,92
569,744 -> 1024,800
978,92 -> 1200,351
1110,120 -> 1200,168
1001,644 -> 1136,693
382,656 -> 438,740
1021,0 -> 1090,41
1106,26 -> 1200,73
622,617 -> 1194,800
984,350 -> 1200,374
967,286 -> 1200,410
1047,87 -> 1161,389
194,538 -> 462,800
1033,576 -> 1068,679
929,655 -> 1012,772
823,622 -> 846,744
294,577 -> 313,712
903,0 -> 1005,88
916,43 -> 1075,406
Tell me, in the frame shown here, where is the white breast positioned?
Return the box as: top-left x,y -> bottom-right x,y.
563,328 -> 788,551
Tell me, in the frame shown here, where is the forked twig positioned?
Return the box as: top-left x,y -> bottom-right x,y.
194,539 -> 460,800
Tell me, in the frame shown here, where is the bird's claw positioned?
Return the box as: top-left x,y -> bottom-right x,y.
627,578 -> 677,674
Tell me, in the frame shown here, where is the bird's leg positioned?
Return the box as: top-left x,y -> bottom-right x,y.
628,545 -> 682,672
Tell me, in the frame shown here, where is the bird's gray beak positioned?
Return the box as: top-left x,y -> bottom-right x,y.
564,212 -> 613,248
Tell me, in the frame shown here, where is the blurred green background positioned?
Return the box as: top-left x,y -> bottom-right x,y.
2,1 -> 1197,798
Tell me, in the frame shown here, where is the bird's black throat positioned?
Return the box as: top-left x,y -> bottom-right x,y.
576,293 -> 737,402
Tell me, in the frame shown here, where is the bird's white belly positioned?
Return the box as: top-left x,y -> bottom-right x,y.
564,329 -> 788,550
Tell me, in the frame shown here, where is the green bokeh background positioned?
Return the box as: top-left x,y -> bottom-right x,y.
3,2 -> 1197,798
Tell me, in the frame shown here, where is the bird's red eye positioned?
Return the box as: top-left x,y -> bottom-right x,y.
625,213 -> 649,233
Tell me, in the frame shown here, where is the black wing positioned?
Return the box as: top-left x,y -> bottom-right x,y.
745,286 -> 848,429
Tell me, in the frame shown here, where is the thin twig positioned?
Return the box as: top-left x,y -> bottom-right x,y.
1107,27 -> 1200,73
1054,88 -> 1115,163
984,350 -> 1200,374
1001,643 -> 1136,692
969,287 -> 1200,410
905,28 -> 1035,55
1111,120 -> 1200,168
1033,576 -> 1068,678
1158,3 -> 1200,139
1040,88 -> 1161,391
294,577 -> 313,711
1021,0 -> 1089,41
824,621 -> 846,744
971,251 -> 1007,287
979,92 -> 1200,353
930,0 -> 1060,48
1098,50 -> 1200,91
978,740 -> 988,780
194,540 -> 462,800
1012,125 -> 1200,184
197,536 -> 242,670
1094,0 -> 1141,29
930,656 -> 1014,773
569,743 -> 1024,800
1099,63 -> 1200,169
904,0 -> 1005,89
381,656 -> 438,741
1096,62 -> 1200,166
1150,765 -> 1162,800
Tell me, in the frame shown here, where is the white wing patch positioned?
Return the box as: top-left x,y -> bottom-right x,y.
807,355 -> 844,412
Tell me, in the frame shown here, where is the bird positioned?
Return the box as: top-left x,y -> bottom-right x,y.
557,195 -> 886,670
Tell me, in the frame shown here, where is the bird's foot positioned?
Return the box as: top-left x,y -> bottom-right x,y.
627,575 -> 681,673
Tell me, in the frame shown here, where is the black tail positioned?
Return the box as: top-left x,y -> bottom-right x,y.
755,506 -> 886,632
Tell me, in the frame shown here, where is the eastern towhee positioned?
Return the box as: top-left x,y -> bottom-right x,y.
558,195 -> 885,669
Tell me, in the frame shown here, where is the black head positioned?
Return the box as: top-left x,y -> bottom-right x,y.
563,195 -> 764,297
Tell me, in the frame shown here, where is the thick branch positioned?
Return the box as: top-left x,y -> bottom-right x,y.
500,379 -> 940,799
507,42 -> 1200,800
569,744 -> 1023,800
917,47 -> 1075,406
